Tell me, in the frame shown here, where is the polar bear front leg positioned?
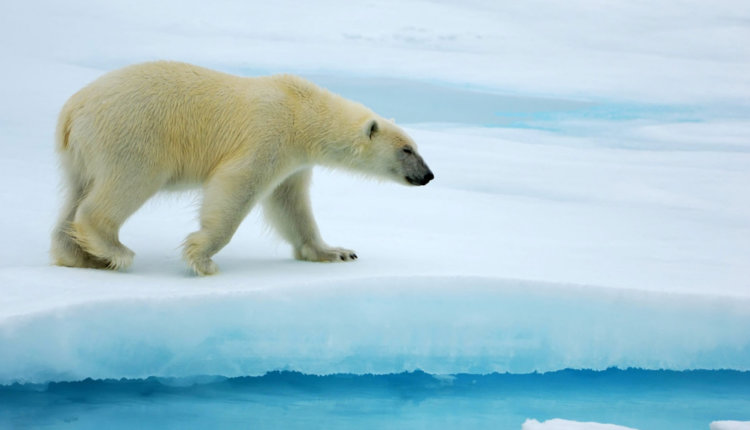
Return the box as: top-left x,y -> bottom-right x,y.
263,169 -> 357,262
183,167 -> 259,275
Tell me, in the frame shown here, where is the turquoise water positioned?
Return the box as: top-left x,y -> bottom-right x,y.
230,69 -> 710,128
2,369 -> 748,429
302,74 -> 706,128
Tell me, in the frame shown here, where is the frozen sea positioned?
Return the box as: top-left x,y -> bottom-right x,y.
1,1 -> 750,429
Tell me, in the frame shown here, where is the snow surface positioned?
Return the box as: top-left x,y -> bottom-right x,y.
1,0 -> 749,427
523,419 -> 637,430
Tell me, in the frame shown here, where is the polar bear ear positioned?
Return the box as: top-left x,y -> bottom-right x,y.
364,119 -> 379,140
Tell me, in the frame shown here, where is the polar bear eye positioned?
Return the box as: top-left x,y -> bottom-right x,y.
402,147 -> 414,155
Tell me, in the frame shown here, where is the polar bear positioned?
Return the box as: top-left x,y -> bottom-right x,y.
51,61 -> 434,275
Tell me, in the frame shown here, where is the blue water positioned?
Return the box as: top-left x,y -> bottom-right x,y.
2,369 -> 748,429
299,74 -> 709,129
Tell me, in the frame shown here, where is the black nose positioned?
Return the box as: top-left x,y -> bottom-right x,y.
407,170 -> 434,186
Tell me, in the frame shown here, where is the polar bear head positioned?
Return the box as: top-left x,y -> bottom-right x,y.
350,117 -> 434,186
297,80 -> 434,186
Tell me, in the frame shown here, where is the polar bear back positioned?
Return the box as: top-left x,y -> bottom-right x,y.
58,61 -> 321,186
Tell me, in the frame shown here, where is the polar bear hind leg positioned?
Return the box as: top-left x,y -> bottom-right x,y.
69,172 -> 166,270
51,173 -> 110,269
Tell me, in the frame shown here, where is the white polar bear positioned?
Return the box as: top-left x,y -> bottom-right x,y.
51,61 -> 434,275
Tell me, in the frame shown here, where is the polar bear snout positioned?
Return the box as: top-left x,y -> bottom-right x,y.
403,155 -> 434,186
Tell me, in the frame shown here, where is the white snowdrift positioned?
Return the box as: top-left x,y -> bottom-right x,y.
712,422 -> 750,430
523,419 -> 637,430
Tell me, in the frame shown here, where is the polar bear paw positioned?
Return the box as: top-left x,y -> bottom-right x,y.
295,243 -> 358,262
188,258 -> 219,276
183,231 -> 220,276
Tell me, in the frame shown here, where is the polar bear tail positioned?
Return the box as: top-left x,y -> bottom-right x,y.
55,102 -> 73,151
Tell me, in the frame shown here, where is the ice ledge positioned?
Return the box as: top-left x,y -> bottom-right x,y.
2,276 -> 749,384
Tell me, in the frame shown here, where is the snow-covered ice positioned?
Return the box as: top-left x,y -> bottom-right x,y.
523,419 -> 638,430
2,84 -> 749,382
712,422 -> 750,430
1,0 -> 749,429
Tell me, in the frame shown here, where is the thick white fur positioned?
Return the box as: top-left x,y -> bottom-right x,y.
51,61 -> 429,275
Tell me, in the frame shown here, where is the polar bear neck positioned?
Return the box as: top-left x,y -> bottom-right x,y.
273,75 -> 374,171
